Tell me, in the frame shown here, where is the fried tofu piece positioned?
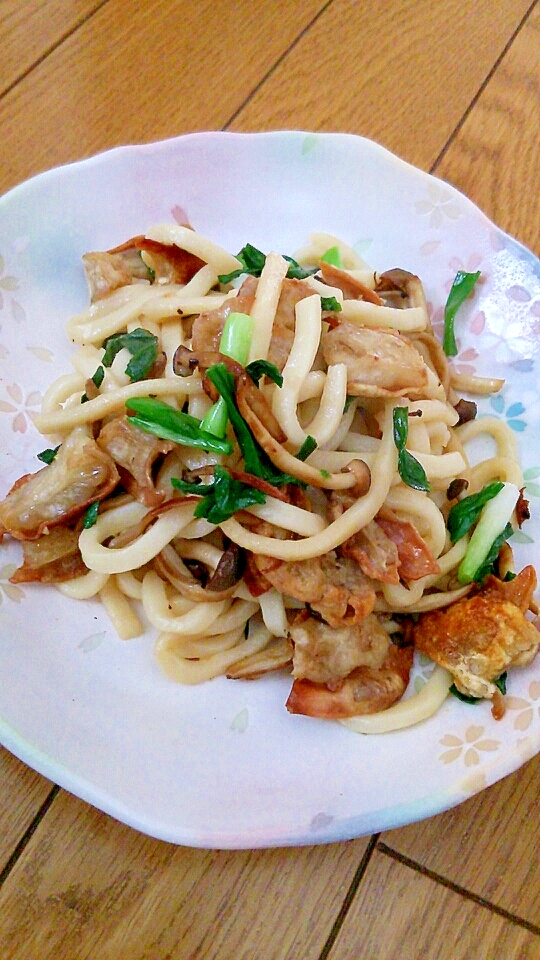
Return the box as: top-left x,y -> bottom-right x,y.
413,566 -> 539,700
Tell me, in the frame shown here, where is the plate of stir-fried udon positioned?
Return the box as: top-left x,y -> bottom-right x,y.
1,131 -> 540,847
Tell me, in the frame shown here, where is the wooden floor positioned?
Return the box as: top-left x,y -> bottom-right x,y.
2,1 -> 540,957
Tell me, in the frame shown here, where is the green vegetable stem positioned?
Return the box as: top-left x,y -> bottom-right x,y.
457,482 -> 519,584
126,397 -> 233,455
201,311 -> 254,438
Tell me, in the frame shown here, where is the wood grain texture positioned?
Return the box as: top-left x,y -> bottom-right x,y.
435,6 -> 540,256
381,753 -> 540,925
230,0 -> 533,172
0,791 -> 369,960
0,0 -> 324,195
327,850 -> 540,960
0,748 -> 52,871
0,0 -> 104,96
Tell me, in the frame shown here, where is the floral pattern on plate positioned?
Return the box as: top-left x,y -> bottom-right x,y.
1,131 -> 540,848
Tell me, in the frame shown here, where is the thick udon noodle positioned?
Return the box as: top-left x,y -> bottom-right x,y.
28,226 -> 521,732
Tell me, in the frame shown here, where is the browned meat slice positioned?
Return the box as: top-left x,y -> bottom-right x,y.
286,640 -> 414,719
289,609 -> 390,684
413,566 -> 540,700
83,234 -> 206,302
10,527 -> 87,583
376,516 -> 440,580
321,320 -> 429,398
340,520 -> 401,585
274,278 -> 314,328
252,552 -> 376,628
97,416 -> 173,507
0,432 -> 119,540
82,250 -> 150,302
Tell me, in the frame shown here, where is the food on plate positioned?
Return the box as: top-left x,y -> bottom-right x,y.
0,223 -> 537,731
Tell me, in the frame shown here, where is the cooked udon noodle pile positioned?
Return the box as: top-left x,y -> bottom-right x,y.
1,224 -> 538,732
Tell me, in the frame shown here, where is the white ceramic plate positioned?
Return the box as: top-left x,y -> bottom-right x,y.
1,131 -> 540,848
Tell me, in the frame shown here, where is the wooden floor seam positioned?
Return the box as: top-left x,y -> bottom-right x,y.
223,0 -> 336,131
429,0 -> 539,175
377,842 -> 540,937
0,0 -> 111,102
0,784 -> 60,890
318,834 -> 380,960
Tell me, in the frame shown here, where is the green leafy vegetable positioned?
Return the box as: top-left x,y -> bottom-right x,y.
245,360 -> 283,387
218,245 -> 317,284
92,365 -> 105,388
447,481 -> 504,542
205,363 -> 298,487
457,483 -> 519,585
296,435 -> 317,462
218,244 -> 267,284
343,396 -> 355,413
172,465 -> 265,524
320,296 -> 342,312
37,445 -> 60,465
321,246 -> 344,268
125,397 -> 233,455
282,255 -> 318,280
450,672 -> 507,704
443,270 -> 481,357
81,364 -> 106,403
102,328 -> 159,382
83,501 -> 100,529
392,407 -> 430,492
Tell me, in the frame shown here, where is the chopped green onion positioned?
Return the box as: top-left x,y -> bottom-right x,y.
457,482 -> 519,584
201,311 -> 254,438
321,246 -> 344,268
392,407 -> 430,492
126,397 -> 233,455
443,270 -> 481,357
447,481 -> 504,542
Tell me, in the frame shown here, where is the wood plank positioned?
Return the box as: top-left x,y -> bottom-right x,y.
380,8 -> 540,924
230,0 -> 532,172
435,6 -> 540,255
381,753 -> 540,925
0,748 -> 52,870
0,0 -> 324,195
0,0 -> 104,97
0,791 -> 369,959
328,850 -> 540,960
